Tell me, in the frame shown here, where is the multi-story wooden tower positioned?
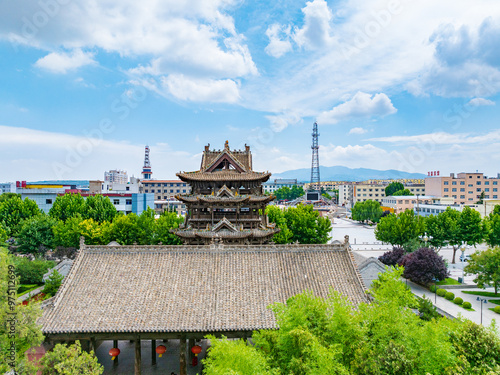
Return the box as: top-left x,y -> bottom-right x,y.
172,141 -> 280,245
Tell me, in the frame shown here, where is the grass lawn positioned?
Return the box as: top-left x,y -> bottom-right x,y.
463,306 -> 476,311
489,307 -> 500,314
436,278 -> 462,286
489,299 -> 500,305
462,291 -> 500,298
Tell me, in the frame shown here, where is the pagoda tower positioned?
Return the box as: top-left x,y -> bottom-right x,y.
172,141 -> 280,245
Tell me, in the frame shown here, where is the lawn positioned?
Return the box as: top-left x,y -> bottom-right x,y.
462,291 -> 500,298
436,278 -> 462,286
486,299 -> 500,305
18,284 -> 41,297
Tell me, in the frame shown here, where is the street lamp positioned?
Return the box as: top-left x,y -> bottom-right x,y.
460,242 -> 467,284
420,232 -> 433,248
432,277 -> 438,304
476,297 -> 488,325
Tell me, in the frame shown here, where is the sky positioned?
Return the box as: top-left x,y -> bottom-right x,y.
1,0 -> 500,182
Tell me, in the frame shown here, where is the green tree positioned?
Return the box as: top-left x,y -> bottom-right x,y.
458,206 -> 484,248
203,336 -> 277,375
0,197 -> 41,235
464,247 -> 500,295
0,223 -> 8,243
17,215 -> 57,256
12,258 -> 55,285
83,195 -> 117,223
351,200 -> 383,223
154,211 -> 183,245
392,188 -> 413,196
283,204 -> 331,244
49,193 -> 85,222
375,210 -> 425,248
265,206 -> 293,244
0,192 -> 20,203
105,213 -> 141,245
37,341 -> 103,375
43,269 -> 64,297
484,206 -> 500,247
385,182 -> 404,197
0,248 -> 44,373
137,208 -> 156,244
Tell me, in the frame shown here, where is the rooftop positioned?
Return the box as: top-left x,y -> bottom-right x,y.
40,241 -> 367,335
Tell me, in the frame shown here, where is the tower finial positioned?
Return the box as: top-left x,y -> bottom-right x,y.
225,140 -> 229,150
141,145 -> 152,180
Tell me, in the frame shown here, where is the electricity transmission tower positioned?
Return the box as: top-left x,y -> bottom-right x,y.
310,122 -> 320,191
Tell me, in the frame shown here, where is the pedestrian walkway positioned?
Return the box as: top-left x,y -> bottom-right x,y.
407,280 -> 499,326
17,286 -> 44,302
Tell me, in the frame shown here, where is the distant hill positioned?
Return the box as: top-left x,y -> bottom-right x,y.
271,166 -> 426,182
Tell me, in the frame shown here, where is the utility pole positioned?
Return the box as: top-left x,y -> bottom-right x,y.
310,122 -> 320,192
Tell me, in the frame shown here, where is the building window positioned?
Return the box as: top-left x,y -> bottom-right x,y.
46,199 -> 52,204
486,195 -> 490,199
494,188 -> 498,192
126,199 -> 132,205
145,190 -> 149,193
452,188 -> 457,192
477,188 -> 481,192
126,186 -> 130,191
444,195 -> 449,197
444,188 -> 448,192
157,196 -> 161,199
113,199 -> 119,205
468,191 -> 473,194
460,188 -> 465,192
494,181 -> 498,185
485,181 -> 490,185
444,181 -> 449,185
157,183 -> 161,187
151,189 -> 155,193
485,188 -> 490,192
477,181 -> 481,185
176,190 -> 180,193
460,181 -> 465,185
452,181 -> 457,185
460,195 -> 465,199
452,195 -> 457,198
494,195 -> 498,199
468,198 -> 473,200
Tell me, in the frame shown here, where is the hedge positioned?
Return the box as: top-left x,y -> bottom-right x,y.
494,306 -> 500,314
437,289 -> 446,297
453,297 -> 463,305
445,292 -> 455,301
463,301 -> 472,309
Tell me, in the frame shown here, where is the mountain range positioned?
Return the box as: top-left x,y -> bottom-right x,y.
271,166 -> 426,183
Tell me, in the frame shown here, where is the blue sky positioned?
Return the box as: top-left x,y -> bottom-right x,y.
1,0 -> 500,181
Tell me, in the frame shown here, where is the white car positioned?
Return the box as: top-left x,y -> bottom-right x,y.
459,254 -> 472,262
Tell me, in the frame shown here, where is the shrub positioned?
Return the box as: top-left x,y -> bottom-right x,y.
402,247 -> 448,285
463,301 -> 472,309
13,257 -> 56,284
494,306 -> 500,314
18,284 -> 38,294
43,269 -> 64,297
378,246 -> 405,266
453,297 -> 463,305
418,296 -> 440,321
429,284 -> 437,292
445,292 -> 455,300
437,289 -> 446,297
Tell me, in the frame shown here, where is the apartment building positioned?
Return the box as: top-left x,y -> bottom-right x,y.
353,183 -> 426,205
263,179 -> 304,194
382,195 -> 434,214
425,172 -> 500,205
140,180 -> 191,200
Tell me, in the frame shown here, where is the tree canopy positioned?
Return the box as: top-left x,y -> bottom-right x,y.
375,210 -> 425,249
267,204 -> 331,244
465,246 -> 500,295
351,200 -> 383,223
49,193 -> 86,222
385,182 -> 404,197
392,188 -> 413,196
202,267 -> 500,374
274,186 -> 305,201
0,196 -> 41,235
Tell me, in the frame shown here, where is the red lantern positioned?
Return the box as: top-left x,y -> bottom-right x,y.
156,345 -> 167,358
109,348 -> 120,360
191,345 -> 202,356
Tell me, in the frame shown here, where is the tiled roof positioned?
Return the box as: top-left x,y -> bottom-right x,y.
40,242 -> 368,335
177,171 -> 271,182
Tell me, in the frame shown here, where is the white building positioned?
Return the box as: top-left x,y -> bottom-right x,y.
0,182 -> 16,194
104,170 -> 129,185
262,179 -> 304,194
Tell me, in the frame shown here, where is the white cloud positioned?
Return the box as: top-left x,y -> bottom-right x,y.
468,98 -> 495,106
348,127 -> 367,135
265,24 -> 292,58
0,125 -> 194,180
317,92 -> 396,124
369,129 -> 500,145
34,49 -> 96,74
266,111 -> 302,132
320,143 -> 402,170
293,0 -> 333,49
162,74 -> 240,103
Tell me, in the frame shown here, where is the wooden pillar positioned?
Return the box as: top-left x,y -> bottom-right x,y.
80,339 -> 90,353
151,339 -> 156,365
113,340 -> 118,365
180,338 -> 187,375
188,338 -> 195,362
90,337 -> 97,353
135,339 -> 141,375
